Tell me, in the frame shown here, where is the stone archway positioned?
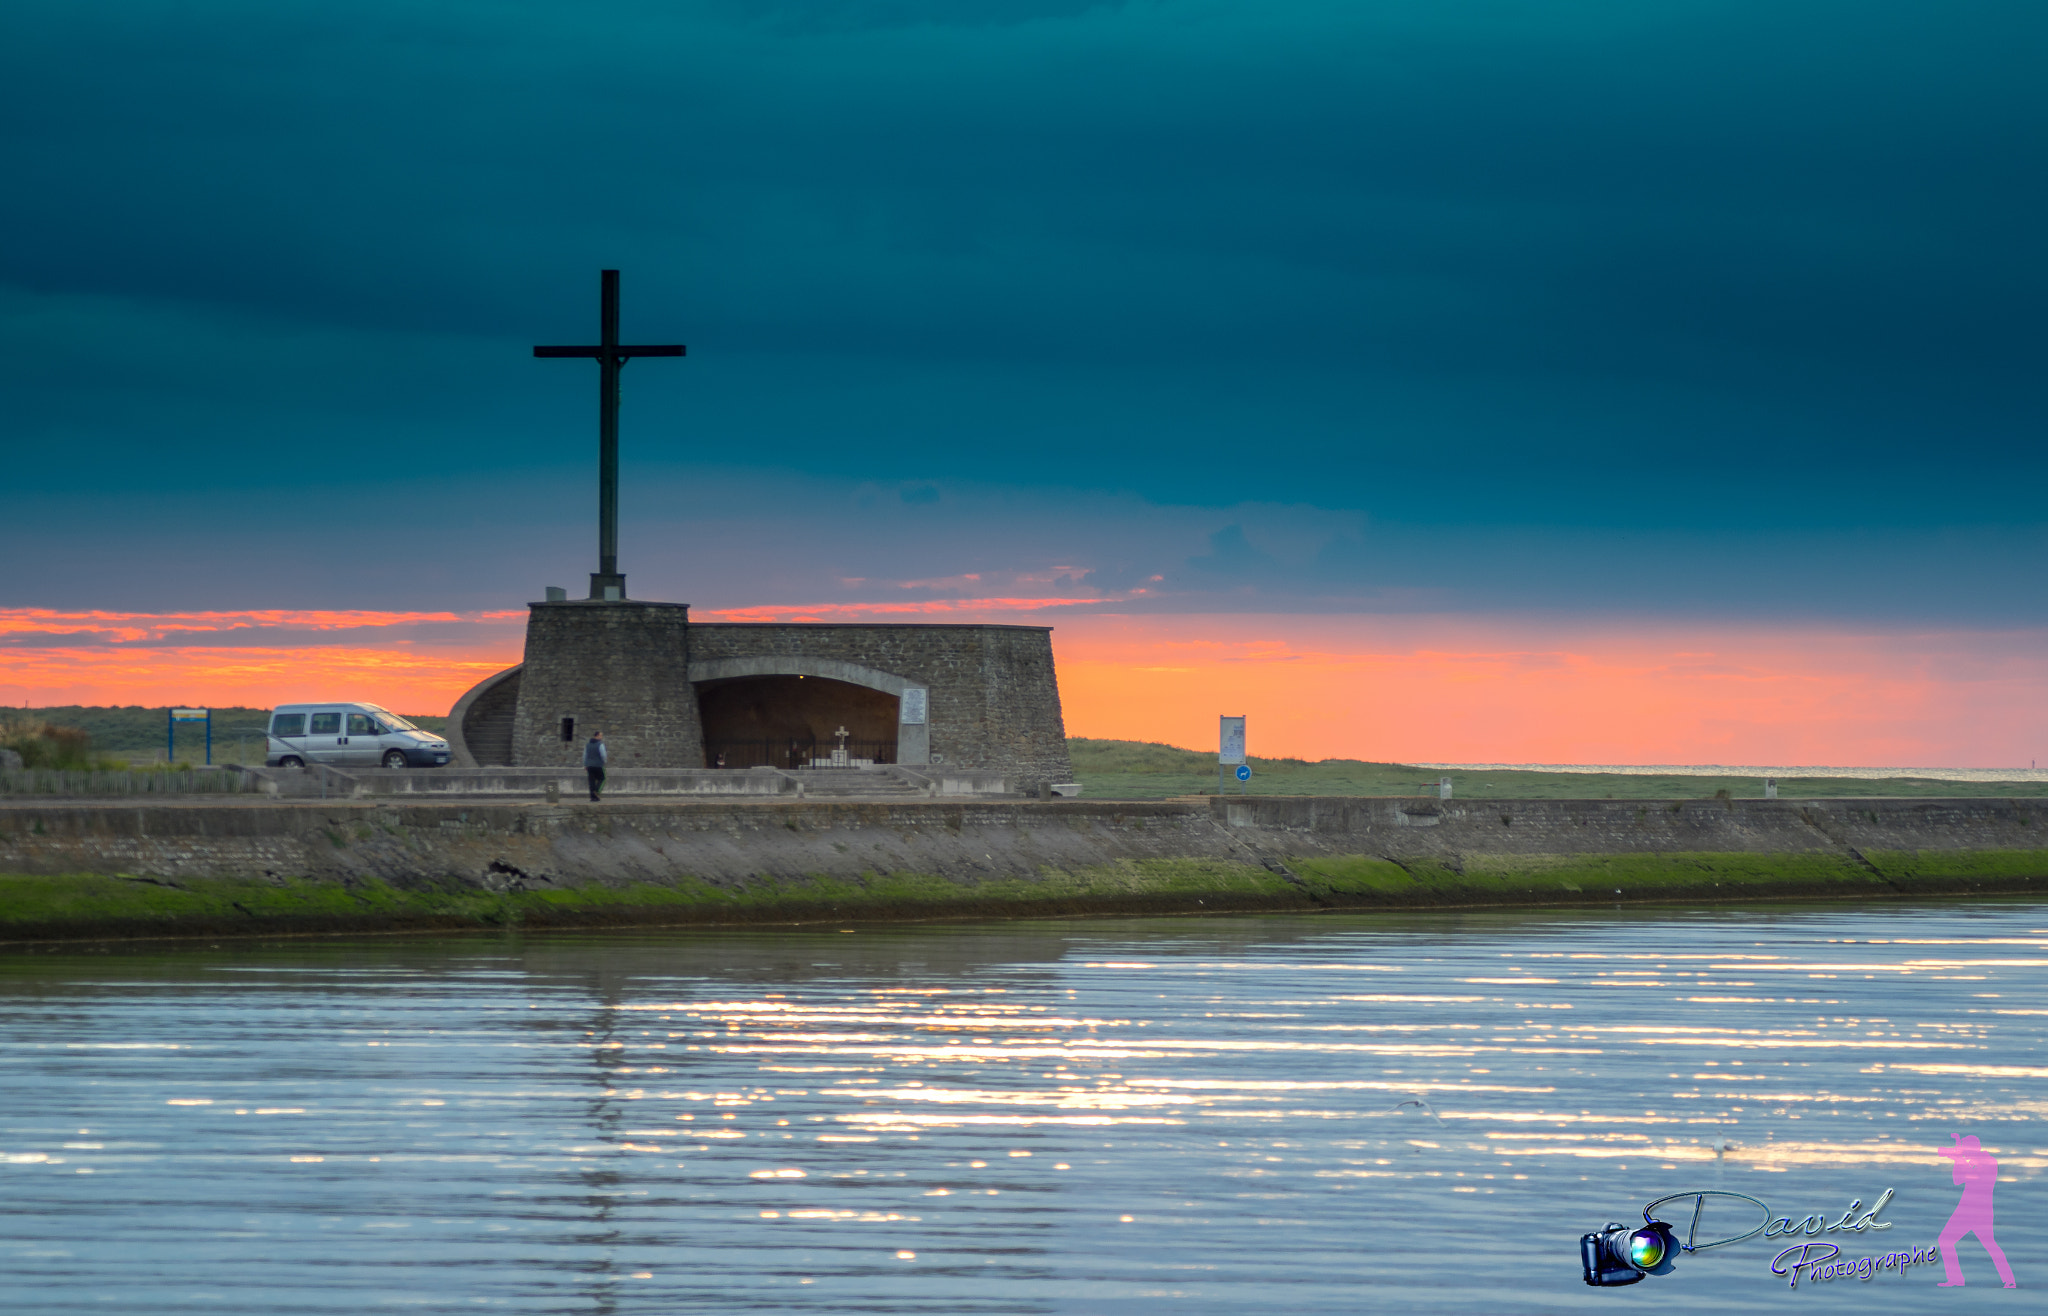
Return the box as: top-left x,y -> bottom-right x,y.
686,656 -> 928,766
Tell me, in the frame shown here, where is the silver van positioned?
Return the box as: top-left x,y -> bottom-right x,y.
266,703 -> 450,769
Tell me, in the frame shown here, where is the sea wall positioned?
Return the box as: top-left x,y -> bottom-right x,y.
0,795 -> 2042,942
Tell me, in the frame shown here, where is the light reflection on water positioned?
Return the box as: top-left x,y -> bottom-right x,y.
0,902 -> 2040,1311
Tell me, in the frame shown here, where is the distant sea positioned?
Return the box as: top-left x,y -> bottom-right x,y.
1416,762 -> 2047,782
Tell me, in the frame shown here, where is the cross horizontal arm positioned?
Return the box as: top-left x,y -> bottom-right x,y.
533,344 -> 686,358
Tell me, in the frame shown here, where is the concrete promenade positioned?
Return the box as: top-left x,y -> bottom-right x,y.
1,794 -> 2043,941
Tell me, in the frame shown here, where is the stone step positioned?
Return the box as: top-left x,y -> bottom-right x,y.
796,770 -> 928,798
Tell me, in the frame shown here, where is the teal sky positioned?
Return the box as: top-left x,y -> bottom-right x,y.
3,1 -> 2044,620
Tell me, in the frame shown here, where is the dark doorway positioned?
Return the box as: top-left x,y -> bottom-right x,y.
697,675 -> 898,768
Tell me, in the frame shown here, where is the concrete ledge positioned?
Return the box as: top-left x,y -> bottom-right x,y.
919,769 -> 1011,796
233,766 -> 1021,799
342,767 -> 798,797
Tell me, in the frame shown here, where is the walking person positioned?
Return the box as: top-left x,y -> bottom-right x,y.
1937,1134 -> 2016,1287
583,730 -> 607,802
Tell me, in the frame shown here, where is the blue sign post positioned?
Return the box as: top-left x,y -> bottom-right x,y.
1235,764 -> 1251,785
169,707 -> 211,766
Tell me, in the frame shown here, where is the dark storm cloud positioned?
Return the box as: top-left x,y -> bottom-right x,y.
2,1 -> 2043,569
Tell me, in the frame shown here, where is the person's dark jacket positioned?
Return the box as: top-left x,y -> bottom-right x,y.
583,737 -> 607,768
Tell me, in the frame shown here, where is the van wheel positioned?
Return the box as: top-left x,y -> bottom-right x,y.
279,756 -> 304,769
382,750 -> 409,769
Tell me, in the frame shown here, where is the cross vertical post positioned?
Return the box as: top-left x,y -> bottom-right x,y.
534,271 -> 685,600
598,270 -> 621,587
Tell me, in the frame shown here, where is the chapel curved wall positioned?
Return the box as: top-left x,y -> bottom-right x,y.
448,664 -> 523,768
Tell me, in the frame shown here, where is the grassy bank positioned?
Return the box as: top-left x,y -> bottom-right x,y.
1067,738 -> 2048,800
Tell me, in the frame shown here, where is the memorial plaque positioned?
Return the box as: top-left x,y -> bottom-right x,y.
900,688 -> 928,725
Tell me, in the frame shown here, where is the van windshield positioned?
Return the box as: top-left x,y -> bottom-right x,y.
360,706 -> 418,731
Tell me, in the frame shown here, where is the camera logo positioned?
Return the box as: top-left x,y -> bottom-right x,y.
1582,1188 -> 1775,1286
1580,1219 -> 1681,1287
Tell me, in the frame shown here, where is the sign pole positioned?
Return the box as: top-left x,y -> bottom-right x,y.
168,708 -> 210,767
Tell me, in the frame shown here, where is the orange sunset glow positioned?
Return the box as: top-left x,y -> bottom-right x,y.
0,609 -> 525,714
1048,615 -> 2048,768
5,606 -> 2044,767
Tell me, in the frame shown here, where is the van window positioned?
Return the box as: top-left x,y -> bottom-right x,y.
271,713 -> 306,738
347,714 -> 376,736
309,712 -> 341,736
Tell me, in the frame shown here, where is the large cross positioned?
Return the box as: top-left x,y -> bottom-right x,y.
534,270 -> 684,601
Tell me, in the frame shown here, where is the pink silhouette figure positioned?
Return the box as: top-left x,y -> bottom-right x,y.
1936,1134 -> 2015,1288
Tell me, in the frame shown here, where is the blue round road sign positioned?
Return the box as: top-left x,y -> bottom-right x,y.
1235,764 -> 1251,782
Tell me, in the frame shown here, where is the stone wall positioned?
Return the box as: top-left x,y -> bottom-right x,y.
689,624 -> 1073,789
510,601 -> 702,769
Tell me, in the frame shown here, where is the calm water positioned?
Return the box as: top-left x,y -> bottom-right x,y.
1,903 -> 2040,1312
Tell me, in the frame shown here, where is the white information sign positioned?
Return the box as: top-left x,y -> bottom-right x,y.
171,708 -> 208,721
1219,715 -> 1246,765
899,688 -> 928,725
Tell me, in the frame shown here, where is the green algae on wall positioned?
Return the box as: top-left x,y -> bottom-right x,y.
1290,850 -> 1916,903
0,857 -> 1326,941
6,794 -> 2048,943
11,847 -> 2013,945
0,872 -> 524,939
1858,848 -> 2048,881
